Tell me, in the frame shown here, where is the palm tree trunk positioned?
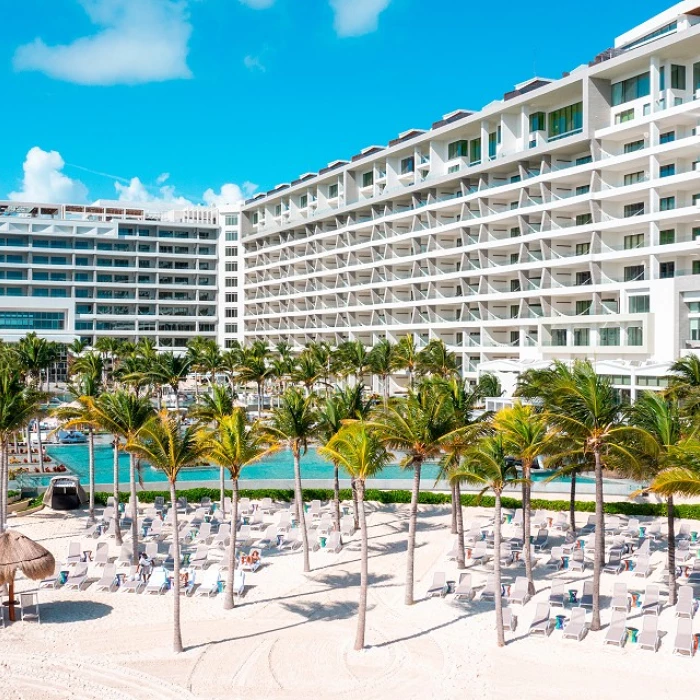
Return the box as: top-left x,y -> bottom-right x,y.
333,465 -> 341,532
494,491 -> 505,647
129,453 -> 139,565
355,479 -> 368,651
569,471 -> 577,536
293,449 -> 311,573
522,463 -> 534,595
591,448 -> 604,631
667,494 -> 677,606
224,477 -> 239,610
0,436 -> 8,532
36,419 -> 44,472
87,427 -> 95,524
455,481 -> 465,569
257,382 -> 263,420
113,436 -> 122,546
450,483 -> 457,535
405,462 -> 421,605
173,386 -> 180,413
169,479 -> 184,653
25,426 -> 33,464
351,477 -> 360,530
219,466 -> 226,520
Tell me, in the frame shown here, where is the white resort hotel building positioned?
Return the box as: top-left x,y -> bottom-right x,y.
238,1 -> 700,400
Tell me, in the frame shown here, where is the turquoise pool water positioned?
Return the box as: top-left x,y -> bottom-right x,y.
44,444 -> 443,486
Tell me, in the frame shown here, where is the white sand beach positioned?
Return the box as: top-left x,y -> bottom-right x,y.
1,502 -> 697,700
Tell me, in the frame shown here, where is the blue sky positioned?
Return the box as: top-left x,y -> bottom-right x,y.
1,0 -> 672,207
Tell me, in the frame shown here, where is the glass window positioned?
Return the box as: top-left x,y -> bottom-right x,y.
551,329 -> 567,346
362,171 -> 374,188
488,132 -> 498,159
671,64 -> 686,90
469,138 -> 481,164
510,279 -> 521,292
510,305 -> 519,319
400,156 -> 415,174
600,328 -> 620,346
629,295 -> 649,313
224,214 -> 239,226
660,261 -> 675,278
660,131 -> 675,144
624,171 -> 645,185
624,203 -> 645,217
660,196 -> 675,211
576,300 -> 592,315
660,164 -> 676,178
576,185 -> 590,195
576,271 -> 592,286
660,66 -> 666,91
448,140 -> 468,159
694,62 -> 700,91
624,139 -> 645,153
694,260 -> 700,275
226,230 -> 238,241
692,318 -> 700,341
615,109 -> 635,124
299,195 -> 308,209
611,72 -> 650,106
575,213 -> 593,226
659,229 -> 675,245
529,112 -> 546,132
328,183 -> 339,198
628,327 -> 643,346
624,233 -> 644,249
575,242 -> 591,256
574,328 -> 590,346
624,265 -> 645,281
548,102 -> 583,139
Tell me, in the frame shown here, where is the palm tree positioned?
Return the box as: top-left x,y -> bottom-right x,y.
319,423 -> 391,649
369,339 -> 395,406
417,339 -> 459,379
0,369 -> 41,531
451,433 -> 524,647
493,403 -> 560,594
149,352 -> 192,412
267,388 -> 319,572
370,385 -> 458,604
338,340 -> 371,384
477,373 -> 503,399
291,351 -> 323,395
67,338 -> 90,357
127,412 -> 208,653
237,348 -> 272,418
89,391 -> 155,558
545,361 -> 646,631
15,332 -> 59,390
200,409 -> 276,609
95,337 -> 121,386
392,334 -> 419,390
627,392 -> 694,606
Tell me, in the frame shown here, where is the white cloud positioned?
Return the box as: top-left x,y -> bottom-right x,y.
156,172 -> 170,185
203,182 -> 258,206
114,177 -> 192,209
330,0 -> 391,37
239,0 -> 276,8
243,54 -> 266,72
13,0 -> 193,86
9,147 -> 89,203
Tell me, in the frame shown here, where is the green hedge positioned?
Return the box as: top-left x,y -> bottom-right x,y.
89,487 -> 700,521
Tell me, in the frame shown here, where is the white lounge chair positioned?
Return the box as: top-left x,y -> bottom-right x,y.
569,548 -> 586,573
508,577 -> 530,606
480,574 -> 496,601
611,583 -> 630,613
580,580 -> 594,609
502,606 -> 517,631
426,571 -> 446,598
340,515 -> 355,538
144,567 -> 170,595
92,542 -> 110,567
562,606 -> 587,641
532,528 -> 549,552
95,563 -> 118,592
642,584 -> 662,616
454,573 -> 475,601
676,585 -> 696,619
64,541 -> 82,566
546,546 -> 564,570
324,532 -> 342,553
19,592 -> 40,623
603,609 -> 627,647
673,618 -> 695,656
529,603 -> 553,637
195,566 -> 221,597
119,566 -> 144,594
232,570 -> 246,596
549,580 -> 566,608
189,545 -> 210,569
64,563 -> 89,590
470,541 -> 490,566
638,614 -> 661,652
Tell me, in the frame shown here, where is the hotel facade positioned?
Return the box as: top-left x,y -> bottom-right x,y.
238,1 -> 700,399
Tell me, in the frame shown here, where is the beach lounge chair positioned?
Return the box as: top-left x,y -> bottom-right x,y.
340,515 -> 355,538
446,537 -> 460,561
470,541 -> 490,566
93,542 -> 110,567
145,568 -> 170,595
580,580 -> 594,609
533,528 -> 549,552
95,563 -> 118,592
605,515 -> 621,535
115,545 -> 132,568
580,515 -> 596,535
635,538 -> 651,558
509,577 -> 531,606
39,565 -> 61,589
200,496 -> 212,510
237,524 -> 253,547
611,583 -> 630,612
64,563 -> 89,590
193,522 -> 212,545
638,614 -> 661,652
176,497 -> 189,513
569,548 -> 586,573
633,555 -> 652,578
676,539 -> 692,562
189,545 -> 210,569
562,607 -> 587,641
232,570 -> 246,596
511,510 -> 523,528
499,543 -> 514,566
19,592 -> 40,623
239,497 -> 251,515
454,573 -> 475,601
642,584 -> 662,616
676,585 -> 696,619
64,541 -> 82,566
531,510 -> 548,530
603,550 -> 624,575
677,521 -> 692,541
549,580 -> 566,608
481,575 -> 496,601
240,548 -> 262,572
276,511 -> 292,532
259,497 -> 275,514
279,530 -> 302,551
324,531 -> 342,553
119,567 -> 144,593
502,606 -> 517,631
211,524 -> 231,549
546,546 -> 564,571
195,566 -> 221,597
256,525 -> 279,550
673,618 -> 695,656
645,521 -> 662,540
622,518 -> 640,538
529,603 -> 553,637
426,572 -> 446,598
552,512 -> 568,532
316,514 -> 333,535
603,610 -> 627,647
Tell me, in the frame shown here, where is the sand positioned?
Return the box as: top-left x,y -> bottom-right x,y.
0,502 -> 696,699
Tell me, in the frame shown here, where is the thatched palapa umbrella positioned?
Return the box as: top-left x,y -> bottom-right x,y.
0,530 -> 55,621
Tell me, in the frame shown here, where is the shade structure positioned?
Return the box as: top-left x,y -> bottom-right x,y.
0,530 -> 55,622
0,530 -> 55,585
43,476 -> 88,510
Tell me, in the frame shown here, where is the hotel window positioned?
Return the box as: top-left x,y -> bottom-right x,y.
224,214 -> 238,226
615,109 -> 635,124
328,183 -> 339,198
575,213 -> 593,225
400,156 -> 415,174
510,253 -> 519,264
660,196 -> 675,211
659,261 -> 675,279
624,139 -> 645,153
574,328 -> 590,346
488,132 -> 498,159
225,262 -> 238,272
225,292 -> 238,303
576,271 -> 592,286
225,247 -> 238,257
469,138 -> 481,165
600,328 -> 620,346
576,242 -> 591,256
611,72 -> 650,105
694,261 -> 700,275
447,140 -> 468,159
624,202 -> 644,217
551,329 -> 567,346
225,277 -> 237,287
362,171 -> 374,188
660,164 -> 676,178
629,295 -> 649,313
628,327 -> 643,346
510,279 -> 521,292
251,212 -> 259,225
225,324 -> 238,334
509,305 -> 519,319
660,131 -> 675,144
576,185 -> 590,195
660,66 -> 666,90
624,233 -> 644,249
671,64 -> 686,90
226,230 -> 238,241
274,204 -> 282,217
299,195 -> 308,209
623,171 -> 645,185
529,112 -> 546,132
659,229 -> 675,245
510,227 -> 521,238
576,300 -> 592,315
624,265 -> 645,281
548,102 -> 583,139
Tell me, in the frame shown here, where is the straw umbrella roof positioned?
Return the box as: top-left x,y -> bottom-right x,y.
0,530 -> 55,585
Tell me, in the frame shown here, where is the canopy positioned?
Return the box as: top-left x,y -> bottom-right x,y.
43,475 -> 88,510
0,530 -> 55,585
